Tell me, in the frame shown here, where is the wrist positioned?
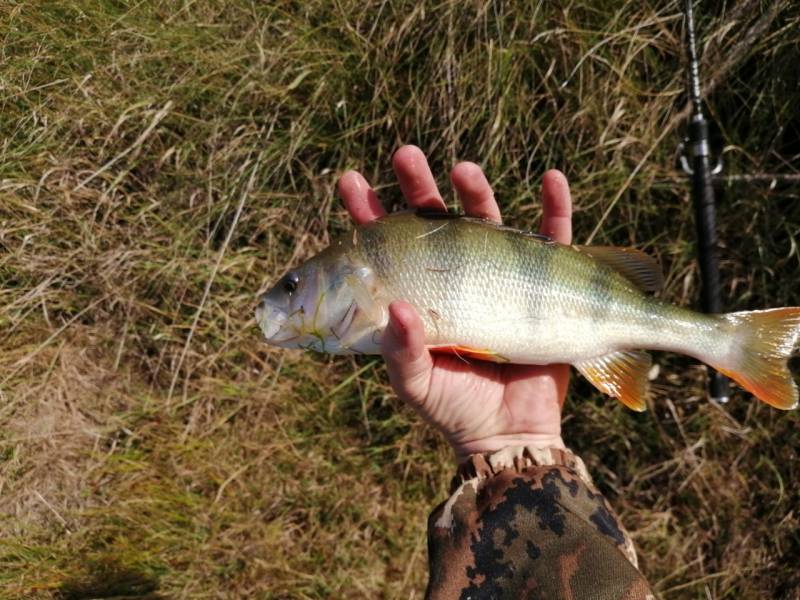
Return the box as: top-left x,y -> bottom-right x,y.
452,433 -> 566,463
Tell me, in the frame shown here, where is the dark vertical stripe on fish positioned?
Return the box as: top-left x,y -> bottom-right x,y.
508,232 -> 554,321
360,221 -> 389,281
418,218 -> 462,341
589,262 -> 615,322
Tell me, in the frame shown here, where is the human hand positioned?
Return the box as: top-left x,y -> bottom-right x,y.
338,146 -> 573,460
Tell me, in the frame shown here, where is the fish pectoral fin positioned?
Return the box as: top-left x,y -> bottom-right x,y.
430,345 -> 510,363
334,273 -> 387,351
575,350 -> 651,411
344,273 -> 385,323
574,246 -> 663,292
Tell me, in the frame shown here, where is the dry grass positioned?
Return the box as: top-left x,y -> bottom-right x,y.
1,1 -> 799,598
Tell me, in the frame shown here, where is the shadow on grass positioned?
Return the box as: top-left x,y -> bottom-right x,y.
55,559 -> 162,600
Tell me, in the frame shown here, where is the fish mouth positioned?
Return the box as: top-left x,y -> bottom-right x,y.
255,300 -> 290,341
255,301 -> 311,347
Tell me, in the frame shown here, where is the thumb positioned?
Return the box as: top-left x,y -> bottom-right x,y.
381,301 -> 433,409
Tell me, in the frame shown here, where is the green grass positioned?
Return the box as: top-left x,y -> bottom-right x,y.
2,1 -> 799,597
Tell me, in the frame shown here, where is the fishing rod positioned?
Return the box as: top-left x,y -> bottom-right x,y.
680,0 -> 730,403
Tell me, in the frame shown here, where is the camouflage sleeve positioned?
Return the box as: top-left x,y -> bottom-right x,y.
425,445 -> 656,599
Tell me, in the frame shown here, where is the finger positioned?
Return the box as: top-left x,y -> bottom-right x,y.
535,363 -> 570,409
540,169 -> 572,244
338,170 -> 385,225
450,162 -> 502,223
392,145 -> 447,212
382,301 -> 433,408
538,171 -> 572,412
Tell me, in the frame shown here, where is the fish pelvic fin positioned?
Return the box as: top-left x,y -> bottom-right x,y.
430,345 -> 510,363
574,246 -> 663,292
575,350 -> 651,411
713,307 -> 800,409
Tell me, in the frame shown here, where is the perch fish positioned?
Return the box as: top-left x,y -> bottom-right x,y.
256,212 -> 800,411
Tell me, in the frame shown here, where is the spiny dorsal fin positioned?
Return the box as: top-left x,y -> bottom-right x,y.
574,350 -> 652,411
574,246 -> 663,292
414,210 -> 555,243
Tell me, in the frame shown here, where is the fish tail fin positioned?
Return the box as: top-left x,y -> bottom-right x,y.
712,307 -> 800,409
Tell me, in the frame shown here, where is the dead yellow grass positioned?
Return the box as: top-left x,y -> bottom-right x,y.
2,1 -> 799,598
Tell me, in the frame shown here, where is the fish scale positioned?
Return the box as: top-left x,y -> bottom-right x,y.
358,215 -> 661,362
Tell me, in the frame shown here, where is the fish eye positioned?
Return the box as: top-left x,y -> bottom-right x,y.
283,272 -> 300,295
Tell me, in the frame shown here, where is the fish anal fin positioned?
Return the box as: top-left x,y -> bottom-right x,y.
431,345 -> 510,363
575,350 -> 651,411
574,246 -> 663,292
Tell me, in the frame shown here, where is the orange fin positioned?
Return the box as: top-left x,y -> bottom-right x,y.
713,308 -> 800,409
431,345 -> 510,363
575,350 -> 651,411
574,246 -> 663,292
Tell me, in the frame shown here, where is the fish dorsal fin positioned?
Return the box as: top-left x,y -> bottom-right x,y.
574,350 -> 651,411
414,210 -> 555,243
457,217 -> 554,243
574,246 -> 663,292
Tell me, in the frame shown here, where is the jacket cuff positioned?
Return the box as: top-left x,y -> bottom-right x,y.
452,445 -> 594,493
